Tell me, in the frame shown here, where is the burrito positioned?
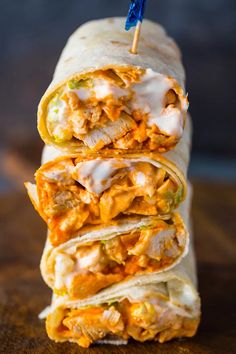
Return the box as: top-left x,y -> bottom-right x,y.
26,154 -> 186,246
41,244 -> 200,348
38,18 -> 188,153
40,206 -> 189,299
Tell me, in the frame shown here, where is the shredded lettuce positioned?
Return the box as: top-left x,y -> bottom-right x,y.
175,187 -> 184,206
67,78 -> 93,90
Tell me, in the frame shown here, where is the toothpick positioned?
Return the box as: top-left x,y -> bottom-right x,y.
131,21 -> 142,54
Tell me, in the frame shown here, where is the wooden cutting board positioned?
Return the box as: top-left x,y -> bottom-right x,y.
0,180 -> 236,354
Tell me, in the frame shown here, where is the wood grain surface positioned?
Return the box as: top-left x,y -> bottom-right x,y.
0,180 -> 236,354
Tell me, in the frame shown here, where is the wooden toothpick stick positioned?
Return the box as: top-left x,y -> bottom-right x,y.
131,21 -> 142,54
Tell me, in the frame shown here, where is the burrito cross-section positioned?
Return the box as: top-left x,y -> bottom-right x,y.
42,248 -> 200,348
38,18 -> 188,153
26,151 -> 187,246
40,207 -> 189,299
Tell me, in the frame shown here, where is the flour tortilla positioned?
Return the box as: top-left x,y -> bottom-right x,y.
38,17 -> 187,152
40,197 -> 189,291
41,233 -> 200,345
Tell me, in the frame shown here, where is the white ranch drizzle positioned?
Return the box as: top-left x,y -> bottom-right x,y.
47,69 -> 187,140
72,158 -> 161,195
92,78 -> 128,100
131,69 -> 186,138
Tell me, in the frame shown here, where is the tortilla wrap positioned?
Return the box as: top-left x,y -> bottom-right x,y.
38,18 -> 188,153
40,235 -> 200,348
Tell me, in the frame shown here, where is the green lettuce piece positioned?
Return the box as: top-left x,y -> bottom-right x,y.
67,78 -> 93,90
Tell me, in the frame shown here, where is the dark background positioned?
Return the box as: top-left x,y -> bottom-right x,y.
0,0 -> 236,190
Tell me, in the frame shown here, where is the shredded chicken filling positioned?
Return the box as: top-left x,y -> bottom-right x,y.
46,68 -> 188,151
53,216 -> 185,299
37,159 -> 182,246
51,297 -> 198,348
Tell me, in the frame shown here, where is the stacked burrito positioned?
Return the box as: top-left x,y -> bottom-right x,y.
26,18 -> 201,348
